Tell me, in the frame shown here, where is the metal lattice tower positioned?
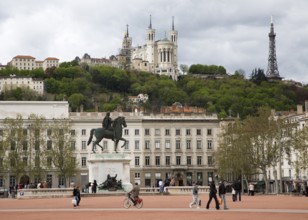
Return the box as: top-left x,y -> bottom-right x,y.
266,17 -> 282,80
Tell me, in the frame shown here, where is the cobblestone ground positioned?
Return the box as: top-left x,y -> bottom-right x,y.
0,194 -> 307,220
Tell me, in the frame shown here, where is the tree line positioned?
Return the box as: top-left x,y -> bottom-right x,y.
0,63 -> 308,119
0,114 -> 77,187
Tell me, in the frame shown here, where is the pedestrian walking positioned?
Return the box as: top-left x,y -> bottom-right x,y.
218,180 -> 228,210
189,182 -> 200,208
206,181 -> 220,210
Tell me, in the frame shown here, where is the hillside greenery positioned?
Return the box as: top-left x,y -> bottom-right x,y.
1,63 -> 308,119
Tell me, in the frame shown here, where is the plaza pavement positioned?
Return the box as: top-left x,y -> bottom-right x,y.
0,194 -> 307,220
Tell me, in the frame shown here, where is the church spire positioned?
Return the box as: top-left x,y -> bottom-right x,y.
126,24 -> 129,37
149,14 -> 152,29
172,16 -> 174,30
266,16 -> 282,81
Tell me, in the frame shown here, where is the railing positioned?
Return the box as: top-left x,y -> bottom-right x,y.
16,188 -> 73,199
140,186 -> 210,195
14,186 -> 210,199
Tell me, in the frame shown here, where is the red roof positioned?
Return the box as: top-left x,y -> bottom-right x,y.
13,55 -> 35,59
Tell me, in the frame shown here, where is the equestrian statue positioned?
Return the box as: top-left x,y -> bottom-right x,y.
87,113 -> 127,153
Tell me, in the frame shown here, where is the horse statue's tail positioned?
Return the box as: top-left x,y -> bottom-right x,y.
87,129 -> 95,145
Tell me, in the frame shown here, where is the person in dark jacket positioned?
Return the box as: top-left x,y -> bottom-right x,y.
73,185 -> 81,207
233,179 -> 242,201
206,181 -> 220,210
218,180 -> 228,209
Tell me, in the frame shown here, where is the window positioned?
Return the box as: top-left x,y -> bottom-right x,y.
35,156 -> 39,167
145,140 -> 150,150
135,156 -> 140,166
35,140 -> 39,151
23,141 -> 28,151
70,141 -> 76,150
155,140 -> 160,149
187,156 -> 191,165
47,129 -> 52,136
124,129 -> 129,135
176,156 -> 181,165
135,172 -> 140,178
46,140 -> 52,150
22,157 -> 27,166
207,129 -> 212,136
70,130 -> 76,136
197,129 -> 202,135
81,129 -> 86,135
197,140 -> 202,149
47,157 -> 52,167
145,156 -> 150,166
176,140 -> 181,149
208,156 -> 213,166
165,156 -> 170,166
155,156 -> 160,166
11,141 -> 16,150
176,129 -> 181,135
82,141 -> 87,150
0,176 -> 3,187
186,129 -> 191,135
207,140 -> 213,149
165,140 -> 170,149
0,129 -> 3,136
155,129 -> 160,136
135,129 -> 139,135
165,129 -> 170,136
124,141 -> 129,150
58,175 -> 65,187
0,158 -> 3,168
186,140 -> 191,149
135,140 -> 140,150
197,156 -> 202,165
145,129 -> 150,136
103,141 -> 108,150
81,157 -> 87,167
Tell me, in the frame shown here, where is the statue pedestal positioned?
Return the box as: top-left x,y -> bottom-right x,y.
88,153 -> 132,192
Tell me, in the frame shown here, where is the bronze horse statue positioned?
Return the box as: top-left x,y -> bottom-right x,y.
87,116 -> 127,153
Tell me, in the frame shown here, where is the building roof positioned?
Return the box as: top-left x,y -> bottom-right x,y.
45,57 -> 59,60
13,55 -> 36,59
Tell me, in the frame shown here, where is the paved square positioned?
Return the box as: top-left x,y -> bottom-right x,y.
0,194 -> 307,220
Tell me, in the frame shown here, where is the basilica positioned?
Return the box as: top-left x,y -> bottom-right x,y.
117,16 -> 179,80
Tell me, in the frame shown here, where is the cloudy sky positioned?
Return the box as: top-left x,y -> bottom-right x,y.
0,0 -> 308,83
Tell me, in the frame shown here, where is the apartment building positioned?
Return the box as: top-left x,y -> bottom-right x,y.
0,75 -> 44,94
8,55 -> 59,71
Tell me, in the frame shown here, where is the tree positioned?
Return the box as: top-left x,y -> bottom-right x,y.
250,68 -> 267,84
216,107 -> 298,193
45,119 -> 78,187
2,115 -> 30,186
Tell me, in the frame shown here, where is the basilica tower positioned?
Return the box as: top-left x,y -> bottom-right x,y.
169,16 -> 178,69
266,17 -> 282,81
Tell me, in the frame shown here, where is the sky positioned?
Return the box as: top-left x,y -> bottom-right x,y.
0,0 -> 308,84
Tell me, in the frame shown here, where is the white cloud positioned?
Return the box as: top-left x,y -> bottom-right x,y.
0,0 -> 308,84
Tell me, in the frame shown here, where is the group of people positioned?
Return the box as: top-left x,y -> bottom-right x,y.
189,179 -> 243,210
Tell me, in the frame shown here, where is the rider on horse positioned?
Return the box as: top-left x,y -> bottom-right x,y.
102,112 -> 114,141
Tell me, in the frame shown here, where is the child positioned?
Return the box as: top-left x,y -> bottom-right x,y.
189,182 -> 200,208
232,187 -> 236,202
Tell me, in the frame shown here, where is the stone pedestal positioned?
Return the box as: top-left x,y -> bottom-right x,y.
87,153 -> 132,192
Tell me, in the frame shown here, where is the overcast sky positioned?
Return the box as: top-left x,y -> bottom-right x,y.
0,0 -> 308,83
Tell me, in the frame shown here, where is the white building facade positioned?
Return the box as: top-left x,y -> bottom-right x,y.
0,101 -> 220,189
0,76 -> 44,95
8,55 -> 59,71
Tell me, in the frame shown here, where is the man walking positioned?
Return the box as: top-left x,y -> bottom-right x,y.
206,181 -> 220,210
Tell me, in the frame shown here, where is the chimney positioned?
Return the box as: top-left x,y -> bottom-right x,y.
297,105 -> 303,114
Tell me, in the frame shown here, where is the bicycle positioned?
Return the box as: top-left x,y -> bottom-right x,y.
123,193 -> 143,209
